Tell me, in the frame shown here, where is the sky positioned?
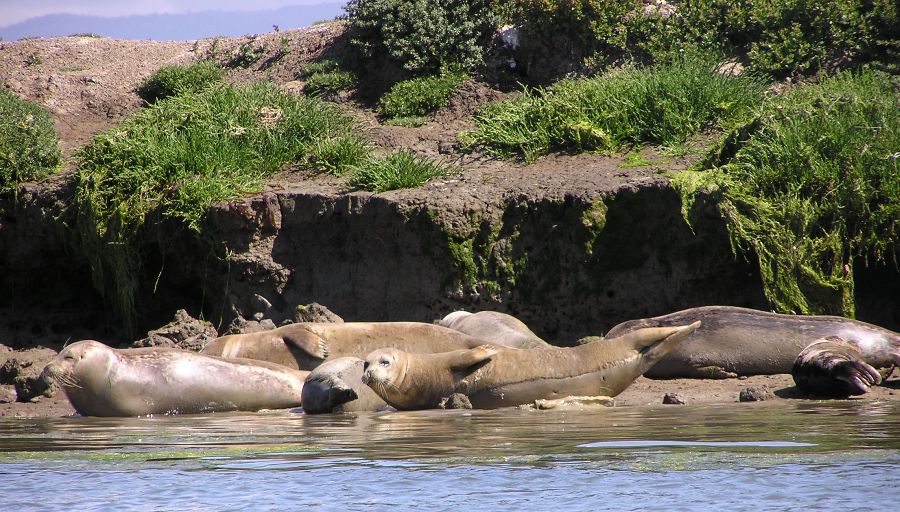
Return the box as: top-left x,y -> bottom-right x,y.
0,0 -> 342,26
0,0 -> 347,40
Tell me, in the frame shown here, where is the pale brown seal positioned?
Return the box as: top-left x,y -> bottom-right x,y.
200,322 -> 520,370
42,341 -> 309,417
791,336 -> 885,397
301,357 -> 389,414
605,306 -> 900,378
362,322 -> 700,410
437,311 -> 552,349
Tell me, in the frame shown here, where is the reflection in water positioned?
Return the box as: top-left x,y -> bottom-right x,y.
1,401 -> 898,510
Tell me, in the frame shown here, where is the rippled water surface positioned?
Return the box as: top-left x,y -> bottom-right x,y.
2,401 -> 898,511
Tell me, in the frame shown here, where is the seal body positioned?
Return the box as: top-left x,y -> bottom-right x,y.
201,322 -> 517,370
42,341 -> 309,417
363,322 -> 700,410
437,311 -> 552,349
301,357 -> 388,414
791,336 -> 884,397
605,306 -> 900,378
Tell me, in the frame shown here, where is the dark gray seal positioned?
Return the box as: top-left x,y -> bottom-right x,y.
791,336 -> 885,397
300,357 -> 388,414
605,306 -> 900,378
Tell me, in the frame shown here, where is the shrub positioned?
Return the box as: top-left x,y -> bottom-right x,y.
0,88 -> 60,194
137,61 -> 224,103
74,82 -> 360,330
349,150 -> 454,192
506,0 -> 898,78
345,0 -> 499,73
378,72 -> 467,120
462,56 -> 766,162
673,70 -> 900,316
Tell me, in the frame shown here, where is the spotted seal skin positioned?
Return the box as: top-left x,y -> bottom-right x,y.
301,357 -> 389,414
437,311 -> 552,349
201,322 -> 528,370
791,336 -> 885,397
605,306 -> 900,378
362,323 -> 700,410
42,340 -> 309,417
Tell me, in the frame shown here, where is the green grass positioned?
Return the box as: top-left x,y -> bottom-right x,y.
378,72 -> 467,121
0,88 -> 60,194
349,150 -> 455,192
672,69 -> 900,317
461,56 -> 767,163
300,59 -> 357,97
74,82 -> 361,330
305,134 -> 372,175
137,61 -> 224,103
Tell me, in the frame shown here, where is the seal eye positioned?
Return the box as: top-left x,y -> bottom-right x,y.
380,358 -> 390,367
363,361 -> 370,370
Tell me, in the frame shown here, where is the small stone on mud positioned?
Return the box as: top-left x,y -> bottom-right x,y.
0,358 -> 30,385
662,393 -> 686,405
739,386 -> 773,402
440,393 -> 472,410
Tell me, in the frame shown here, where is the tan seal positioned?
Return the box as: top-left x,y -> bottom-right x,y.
791,336 -> 887,397
437,311 -> 551,349
42,340 -> 309,417
201,321 -> 522,370
362,322 -> 700,410
605,306 -> 900,378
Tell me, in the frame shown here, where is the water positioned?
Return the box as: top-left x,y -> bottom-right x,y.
1,401 -> 898,511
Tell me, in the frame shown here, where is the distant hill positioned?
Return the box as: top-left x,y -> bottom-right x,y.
0,3 -> 346,41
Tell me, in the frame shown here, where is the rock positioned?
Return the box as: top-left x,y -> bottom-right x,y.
0,358 -> 28,385
739,386 -> 773,402
227,317 -> 277,334
251,294 -> 273,313
132,309 -> 218,351
294,303 -> 343,324
440,393 -> 472,410
15,372 -> 55,402
662,393 -> 686,405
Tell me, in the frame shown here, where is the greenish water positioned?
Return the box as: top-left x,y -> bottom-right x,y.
1,401 -> 898,510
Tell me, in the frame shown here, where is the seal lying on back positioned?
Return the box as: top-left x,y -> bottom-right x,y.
605,306 -> 900,379
791,336 -> 886,397
42,341 -> 309,417
200,322 -> 520,370
362,322 -> 700,410
301,357 -> 388,414
437,311 -> 552,349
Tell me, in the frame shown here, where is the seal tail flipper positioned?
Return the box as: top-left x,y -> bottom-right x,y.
281,328 -> 329,359
447,345 -> 498,371
610,322 -> 701,353
833,360 -> 882,395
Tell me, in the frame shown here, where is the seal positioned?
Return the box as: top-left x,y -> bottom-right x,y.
362,322 -> 700,410
201,321 -> 522,370
41,340 -> 309,417
301,357 -> 389,414
791,336 -> 886,397
437,311 -> 552,349
605,306 -> 900,378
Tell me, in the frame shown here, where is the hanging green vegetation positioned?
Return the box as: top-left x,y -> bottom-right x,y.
672,70 -> 899,317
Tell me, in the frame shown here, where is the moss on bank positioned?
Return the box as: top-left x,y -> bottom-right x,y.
672,70 -> 899,317
73,82 -> 361,330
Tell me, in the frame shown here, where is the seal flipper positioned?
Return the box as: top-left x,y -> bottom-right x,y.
280,327 -> 329,360
301,373 -> 358,413
792,338 -> 883,397
447,345 -> 497,371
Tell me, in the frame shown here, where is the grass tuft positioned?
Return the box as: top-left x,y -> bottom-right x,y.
137,61 -> 224,103
378,72 -> 467,121
300,59 -> 357,98
0,88 -> 60,194
672,70 -> 900,316
461,56 -> 767,163
349,150 -> 455,192
74,82 -> 360,330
